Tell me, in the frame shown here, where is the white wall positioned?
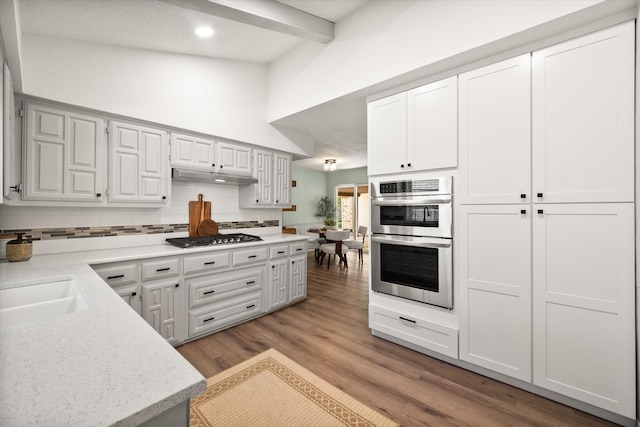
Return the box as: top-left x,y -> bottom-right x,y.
19,36 -> 308,156
267,0 -> 609,121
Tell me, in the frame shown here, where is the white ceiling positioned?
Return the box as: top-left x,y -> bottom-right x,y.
17,0 -> 371,171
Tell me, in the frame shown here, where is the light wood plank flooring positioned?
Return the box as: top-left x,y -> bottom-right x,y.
177,251 -> 617,427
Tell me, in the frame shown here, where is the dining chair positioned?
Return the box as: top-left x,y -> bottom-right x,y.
343,226 -> 367,263
318,229 -> 351,269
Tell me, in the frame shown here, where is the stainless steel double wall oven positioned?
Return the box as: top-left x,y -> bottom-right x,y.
370,176 -> 453,309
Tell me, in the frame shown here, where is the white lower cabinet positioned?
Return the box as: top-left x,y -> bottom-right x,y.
186,267 -> 264,338
532,203 -> 635,418
458,205 -> 532,381
458,203 -> 635,418
369,304 -> 458,359
267,242 -> 307,310
92,240 -> 307,345
289,254 -> 307,303
113,284 -> 142,315
92,262 -> 141,315
141,279 -> 183,346
268,259 -> 288,311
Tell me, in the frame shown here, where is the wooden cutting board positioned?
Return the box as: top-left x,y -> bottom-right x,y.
188,194 -> 212,237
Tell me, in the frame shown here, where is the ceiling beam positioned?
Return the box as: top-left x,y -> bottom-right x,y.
157,0 -> 335,43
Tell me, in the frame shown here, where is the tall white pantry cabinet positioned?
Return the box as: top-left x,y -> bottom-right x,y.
458,21 -> 635,418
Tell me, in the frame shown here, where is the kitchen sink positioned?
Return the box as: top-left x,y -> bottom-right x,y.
0,280 -> 89,328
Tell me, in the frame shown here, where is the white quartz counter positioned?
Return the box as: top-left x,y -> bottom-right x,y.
0,233 -> 307,426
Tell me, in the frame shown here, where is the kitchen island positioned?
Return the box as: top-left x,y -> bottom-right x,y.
0,233 -> 307,426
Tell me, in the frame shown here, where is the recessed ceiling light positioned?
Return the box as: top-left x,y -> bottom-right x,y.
195,26 -> 214,38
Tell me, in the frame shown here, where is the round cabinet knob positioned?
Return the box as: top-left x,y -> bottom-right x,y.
407,163 -> 412,167
212,163 -> 215,167
400,164 -> 405,168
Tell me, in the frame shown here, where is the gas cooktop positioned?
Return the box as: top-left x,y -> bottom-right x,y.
166,233 -> 262,248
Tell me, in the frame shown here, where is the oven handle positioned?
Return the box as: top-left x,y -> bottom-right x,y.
371,195 -> 452,206
371,235 -> 452,248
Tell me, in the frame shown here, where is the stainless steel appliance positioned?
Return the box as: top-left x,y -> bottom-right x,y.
371,176 -> 452,238
166,233 -> 262,248
370,176 -> 453,309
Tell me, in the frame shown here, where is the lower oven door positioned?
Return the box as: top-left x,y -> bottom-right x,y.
371,234 -> 453,309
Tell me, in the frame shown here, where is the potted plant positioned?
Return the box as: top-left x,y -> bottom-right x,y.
315,196 -> 336,229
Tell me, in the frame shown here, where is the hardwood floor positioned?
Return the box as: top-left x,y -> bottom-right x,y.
177,251 -> 617,427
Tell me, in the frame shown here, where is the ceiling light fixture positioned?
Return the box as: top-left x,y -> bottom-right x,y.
195,26 -> 214,38
324,159 -> 337,172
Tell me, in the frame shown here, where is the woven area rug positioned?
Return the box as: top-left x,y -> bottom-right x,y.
190,348 -> 399,427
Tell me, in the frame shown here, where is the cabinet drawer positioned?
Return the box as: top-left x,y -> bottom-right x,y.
270,245 -> 289,259
232,247 -> 268,266
369,304 -> 458,359
187,267 -> 263,308
188,292 -> 262,337
93,263 -> 139,286
141,258 -> 180,281
183,252 -> 230,275
289,242 -> 306,256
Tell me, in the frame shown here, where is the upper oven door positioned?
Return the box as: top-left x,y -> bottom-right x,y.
371,195 -> 452,238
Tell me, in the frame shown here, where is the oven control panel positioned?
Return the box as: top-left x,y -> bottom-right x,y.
373,176 -> 452,197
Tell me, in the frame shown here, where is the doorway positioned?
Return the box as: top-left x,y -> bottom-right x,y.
336,183 -> 369,251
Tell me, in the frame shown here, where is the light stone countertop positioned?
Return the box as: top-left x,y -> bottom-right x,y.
0,233 -> 308,426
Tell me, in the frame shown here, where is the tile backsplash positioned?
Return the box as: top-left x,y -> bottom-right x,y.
0,181 -> 282,258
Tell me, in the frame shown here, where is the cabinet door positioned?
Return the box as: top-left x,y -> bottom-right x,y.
217,141 -> 252,175
142,279 -> 182,346
170,133 -> 215,169
458,205 -> 531,381
459,54 -> 531,204
252,149 -> 273,205
367,92 -> 407,176
113,284 -> 142,315
268,260 -> 288,311
532,203 -> 635,417
289,256 -> 307,303
109,121 -> 169,204
24,103 -> 105,202
273,153 -> 291,206
532,22 -> 634,203
407,76 -> 458,171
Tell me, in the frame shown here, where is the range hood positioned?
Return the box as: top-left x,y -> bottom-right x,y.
171,167 -> 258,185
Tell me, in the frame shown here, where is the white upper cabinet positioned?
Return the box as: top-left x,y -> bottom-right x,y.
109,120 -> 170,205
532,21 -> 634,203
368,76 -> 458,176
216,141 -> 252,175
170,132 -> 215,170
273,152 -> 292,206
239,150 -> 291,208
251,149 -> 273,205
407,76 -> 458,171
368,92 -> 408,176
459,54 -> 531,204
23,103 -> 105,202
